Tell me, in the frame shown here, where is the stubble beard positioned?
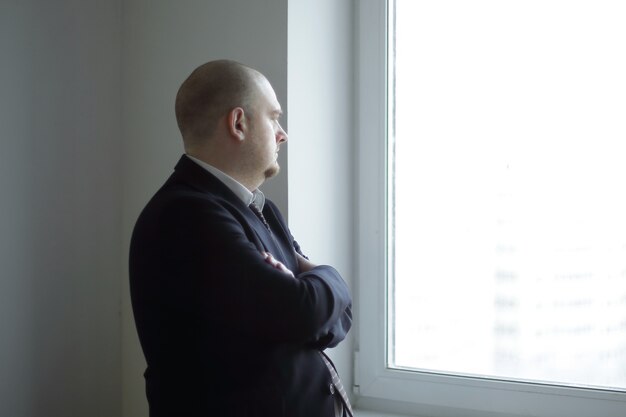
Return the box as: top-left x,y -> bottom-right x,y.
264,162 -> 280,179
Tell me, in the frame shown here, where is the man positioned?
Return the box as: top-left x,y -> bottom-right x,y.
129,60 -> 353,417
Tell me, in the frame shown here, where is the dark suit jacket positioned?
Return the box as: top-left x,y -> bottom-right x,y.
129,155 -> 352,417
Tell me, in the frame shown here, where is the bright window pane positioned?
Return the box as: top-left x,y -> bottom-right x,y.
390,0 -> 626,390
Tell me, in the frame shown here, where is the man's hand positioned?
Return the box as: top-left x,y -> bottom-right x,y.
296,252 -> 317,273
263,252 -> 295,277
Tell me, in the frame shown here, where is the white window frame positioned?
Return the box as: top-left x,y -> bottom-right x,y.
354,1 -> 626,416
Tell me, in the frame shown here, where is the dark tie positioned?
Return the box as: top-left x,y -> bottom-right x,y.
249,203 -> 270,230
319,351 -> 354,417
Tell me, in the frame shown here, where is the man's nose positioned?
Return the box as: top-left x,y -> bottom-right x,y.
277,125 -> 288,143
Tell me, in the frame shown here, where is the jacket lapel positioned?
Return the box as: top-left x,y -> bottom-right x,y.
170,155 -> 291,265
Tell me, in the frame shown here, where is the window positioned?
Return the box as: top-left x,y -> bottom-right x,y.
355,1 -> 626,416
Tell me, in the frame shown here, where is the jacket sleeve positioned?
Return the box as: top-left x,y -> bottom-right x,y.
158,196 -> 352,347
299,266 -> 352,349
292,239 -> 352,349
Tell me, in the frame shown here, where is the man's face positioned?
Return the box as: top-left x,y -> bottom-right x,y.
246,77 -> 288,181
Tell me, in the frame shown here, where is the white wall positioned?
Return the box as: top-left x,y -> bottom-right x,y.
287,0 -> 356,401
1,1 -> 355,415
0,1 -> 122,416
121,1 -> 289,415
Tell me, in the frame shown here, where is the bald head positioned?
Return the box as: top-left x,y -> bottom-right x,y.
175,60 -> 262,145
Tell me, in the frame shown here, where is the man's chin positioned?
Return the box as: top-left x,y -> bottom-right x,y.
264,163 -> 280,179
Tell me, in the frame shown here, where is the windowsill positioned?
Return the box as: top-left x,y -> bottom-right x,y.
355,409 -> 411,417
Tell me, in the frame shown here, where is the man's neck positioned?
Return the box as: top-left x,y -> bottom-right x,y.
186,154 -> 267,208
186,151 -> 261,191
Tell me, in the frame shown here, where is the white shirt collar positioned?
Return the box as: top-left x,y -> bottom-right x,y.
187,155 -> 265,210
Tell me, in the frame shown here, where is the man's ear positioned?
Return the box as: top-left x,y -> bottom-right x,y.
227,107 -> 248,141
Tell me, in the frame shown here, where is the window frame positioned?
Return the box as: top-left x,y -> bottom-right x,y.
354,1 -> 626,416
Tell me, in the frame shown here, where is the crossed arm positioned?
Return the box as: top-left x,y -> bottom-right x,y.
263,249 -> 351,349
156,197 -> 352,349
